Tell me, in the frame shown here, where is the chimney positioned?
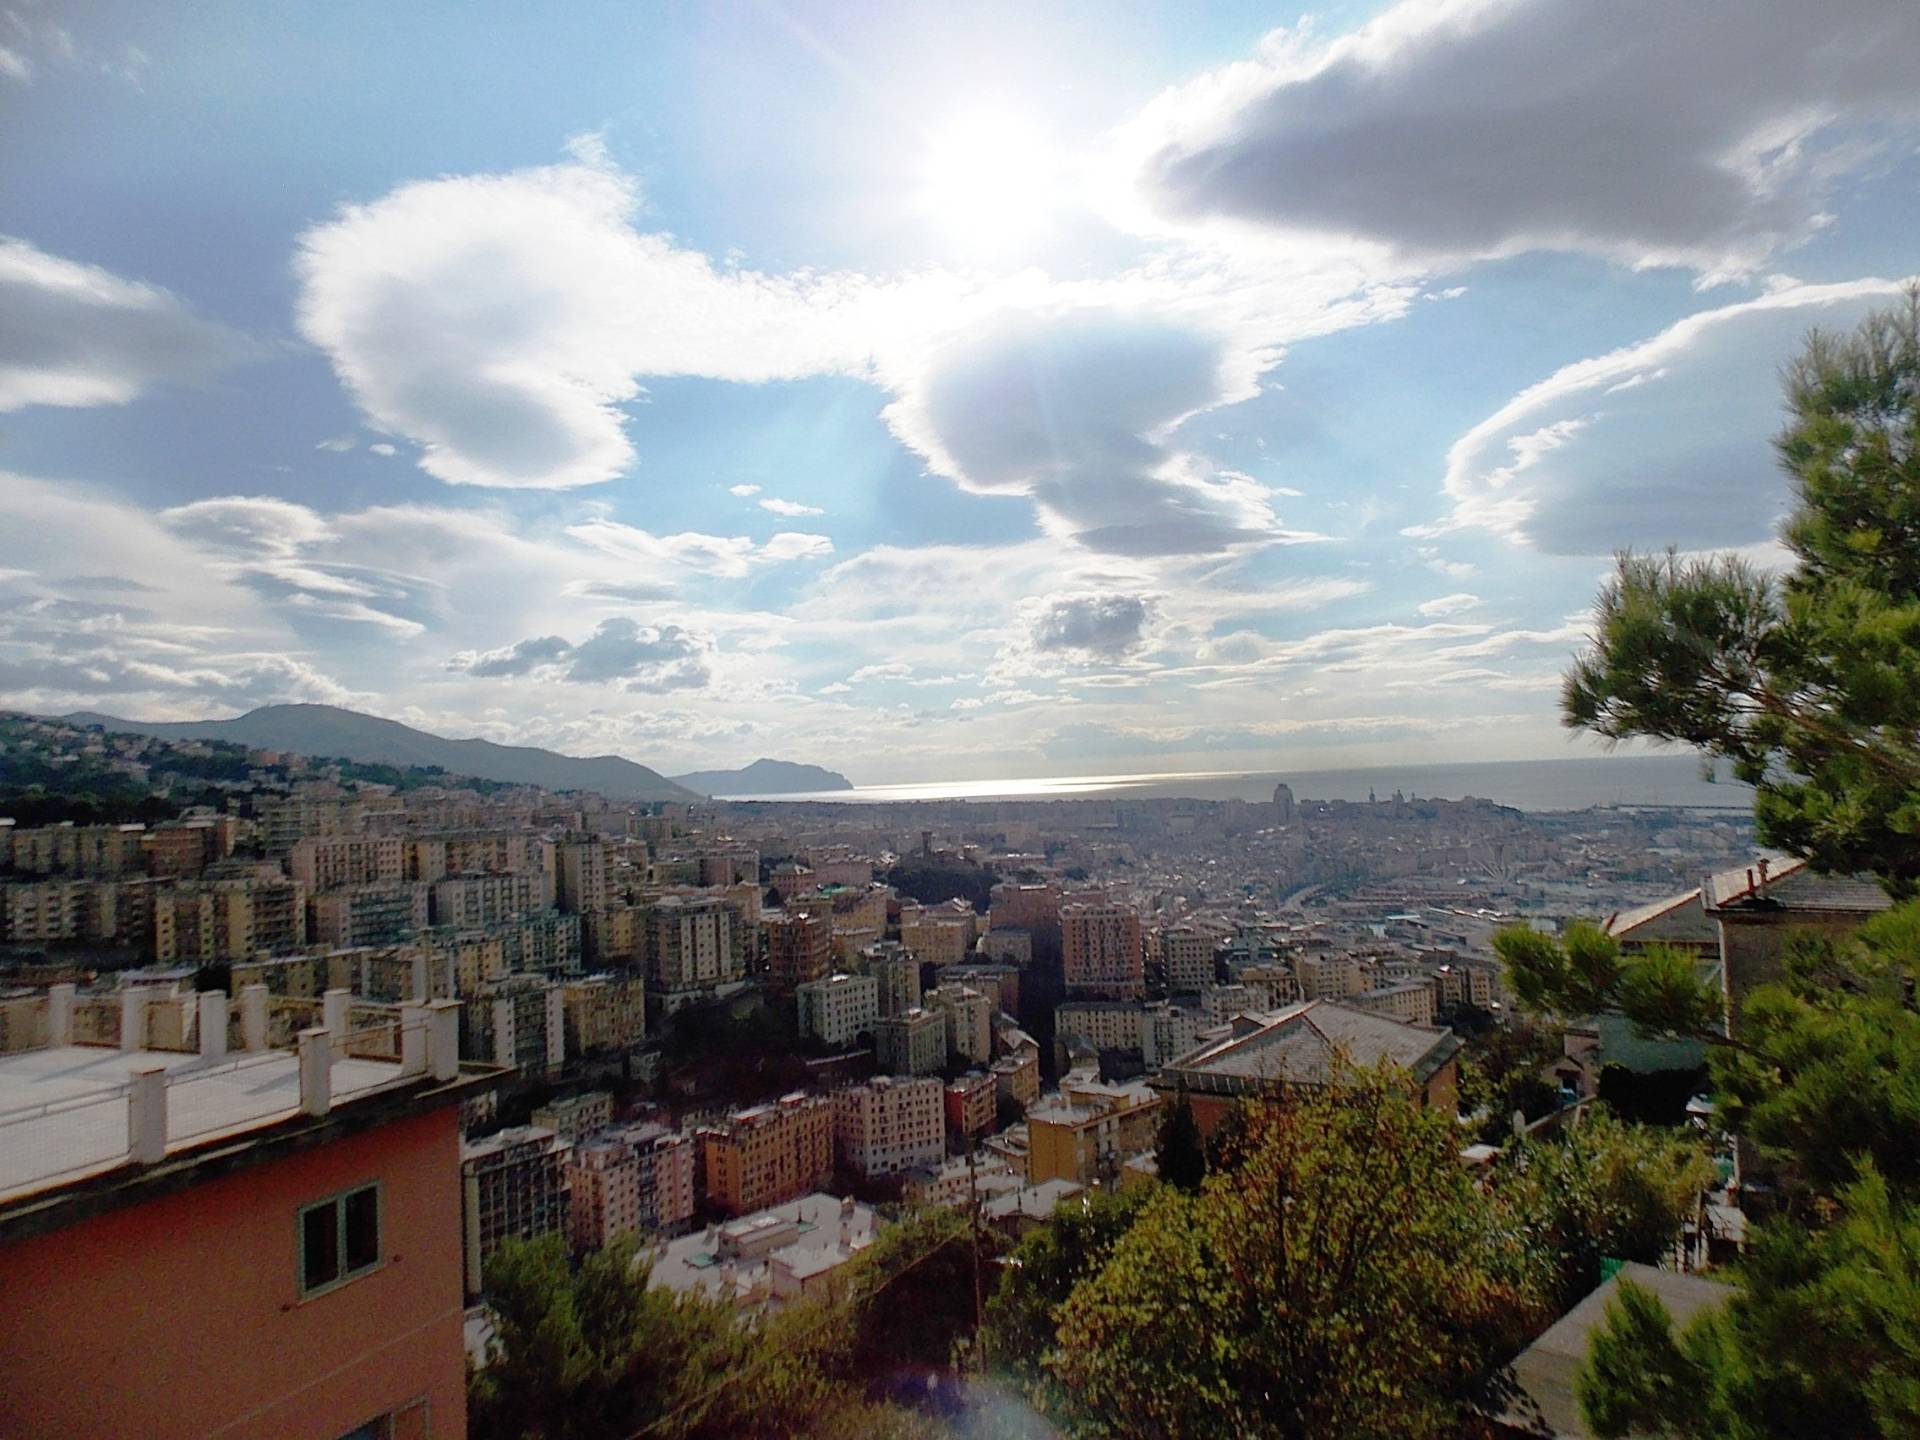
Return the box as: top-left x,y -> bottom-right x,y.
128,1065 -> 168,1164
240,984 -> 270,1051
401,1003 -> 430,1077
119,986 -> 150,1051
298,1026 -> 332,1117
198,991 -> 229,1060
425,998 -> 461,1081
47,983 -> 74,1047
323,988 -> 352,1047
411,950 -> 430,1003
1756,857 -> 1771,896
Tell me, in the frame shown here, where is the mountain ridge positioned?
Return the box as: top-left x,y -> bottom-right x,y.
671,757 -> 854,796
60,703 -> 703,802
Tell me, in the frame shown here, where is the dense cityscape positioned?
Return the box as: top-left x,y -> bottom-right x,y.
7,2 -> 1919,1436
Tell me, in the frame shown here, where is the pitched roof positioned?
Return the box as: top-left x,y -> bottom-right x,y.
1602,888 -> 1715,944
1161,1000 -> 1461,1091
1703,857 -> 1889,916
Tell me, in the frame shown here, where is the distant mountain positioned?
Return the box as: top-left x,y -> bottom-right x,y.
62,704 -> 701,802
671,758 -> 854,796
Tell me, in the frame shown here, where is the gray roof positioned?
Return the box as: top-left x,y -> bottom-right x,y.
1160,1000 -> 1462,1091
1703,857 -> 1888,916
1498,1263 -> 1731,1438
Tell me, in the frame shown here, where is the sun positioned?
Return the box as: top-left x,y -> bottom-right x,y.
915,108 -> 1062,256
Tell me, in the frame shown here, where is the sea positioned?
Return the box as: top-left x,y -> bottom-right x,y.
717,752 -> 1758,814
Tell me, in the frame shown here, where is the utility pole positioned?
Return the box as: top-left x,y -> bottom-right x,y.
967,1134 -> 985,1371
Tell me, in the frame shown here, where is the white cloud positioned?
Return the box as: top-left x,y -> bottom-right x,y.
1436,276 -> 1910,552
758,496 -> 825,517
452,617 -> 712,691
1416,592 -> 1480,617
1117,0 -> 1920,279
294,154 -> 911,490
368,442 -> 398,456
565,519 -> 832,577
0,237 -> 250,412
1029,593 -> 1153,657
729,483 -> 762,497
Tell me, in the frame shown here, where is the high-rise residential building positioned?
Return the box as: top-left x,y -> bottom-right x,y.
491,911 -> 583,976
567,1122 -> 696,1251
988,881 -> 1060,938
154,876 -> 306,963
834,1076 -> 944,1178
0,982 -> 494,1438
697,1092 -> 834,1215
1061,901 -> 1145,997
531,1091 -> 614,1142
976,928 -> 1032,966
1055,999 -> 1147,1056
309,882 -> 431,949
899,901 -> 976,969
696,847 -> 758,887
991,1050 -> 1041,1112
463,976 -> 566,1079
926,982 -> 993,1065
581,903 -> 643,966
140,818 -> 229,879
1142,1000 -> 1207,1066
861,940 -> 921,1017
5,821 -> 148,877
1350,980 -> 1439,1028
875,1006 -> 946,1076
430,871 -> 552,929
647,894 -> 743,1008
560,974 -> 648,1054
550,835 -> 608,915
461,1125 -> 572,1296
1272,782 -> 1296,822
944,1070 -> 996,1148
937,961 -> 1019,1017
0,878 -> 115,944
1157,925 -> 1215,993
409,832 -> 545,881
796,971 -> 880,1049
290,835 -> 406,892
1298,953 -> 1367,1001
764,909 -> 833,992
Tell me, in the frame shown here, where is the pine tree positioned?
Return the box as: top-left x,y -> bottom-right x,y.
1155,1085 -> 1207,1192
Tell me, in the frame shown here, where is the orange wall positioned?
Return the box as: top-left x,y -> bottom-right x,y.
0,1106 -> 467,1440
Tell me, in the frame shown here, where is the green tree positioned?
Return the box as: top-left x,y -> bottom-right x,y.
1562,288 -> 1920,892
1045,1067 -> 1547,1439
1458,1014 -> 1568,1143
983,1183 -> 1157,1392
1511,293 -> 1920,1439
1154,1086 -> 1206,1192
1492,1107 -> 1715,1307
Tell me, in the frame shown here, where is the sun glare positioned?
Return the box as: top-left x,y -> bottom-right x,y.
916,108 -> 1062,255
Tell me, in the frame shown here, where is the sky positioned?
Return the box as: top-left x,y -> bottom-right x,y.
2,0 -> 1918,785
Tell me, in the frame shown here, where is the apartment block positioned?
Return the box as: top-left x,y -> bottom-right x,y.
155,876 -> 306,963
1157,925 -> 1216,993
309,882 -> 431,949
861,939 -> 922,1018
532,1090 -> 614,1141
991,1050 -> 1041,1112
765,908 -> 834,992
899,901 -> 976,969
581,903 -> 643,966
430,871 -> 552,929
560,974 -> 648,1054
463,977 -> 565,1079
944,1070 -> 996,1148
1350,979 -> 1438,1027
647,894 -> 743,1004
5,821 -> 148,877
875,1006 -> 946,1076
927,982 -> 993,1064
796,971 -> 879,1049
550,835 -> 608,915
1061,902 -> 1145,997
290,835 -> 406,892
461,1125 -> 571,1296
697,1092 -> 834,1215
833,1075 -> 944,1178
1055,999 -> 1146,1056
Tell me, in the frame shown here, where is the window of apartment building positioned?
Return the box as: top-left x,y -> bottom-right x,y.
299,1182 -> 382,1298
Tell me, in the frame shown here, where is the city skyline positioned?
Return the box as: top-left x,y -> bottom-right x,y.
4,1 -> 1919,783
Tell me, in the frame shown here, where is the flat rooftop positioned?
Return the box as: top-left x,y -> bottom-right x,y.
0,1044 -> 412,1206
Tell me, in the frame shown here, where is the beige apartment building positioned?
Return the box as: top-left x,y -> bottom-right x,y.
290,835 -> 406,892
764,909 -> 833,992
926,982 -> 993,1064
860,940 -> 922,1017
1156,924 -> 1215,993
430,871 -> 552,929
560,974 -> 648,1054
549,835 -> 609,915
460,1125 -> 572,1296
155,876 -> 306,962
309,881 -> 431,949
647,894 -> 742,1004
834,1075 -> 944,1178
899,901 -> 977,969
875,1006 -> 946,1076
